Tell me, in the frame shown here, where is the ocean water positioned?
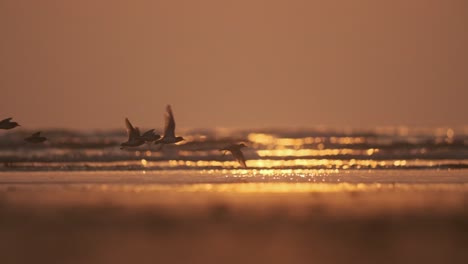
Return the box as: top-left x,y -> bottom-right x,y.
2,127 -> 468,264
1,127 -> 467,181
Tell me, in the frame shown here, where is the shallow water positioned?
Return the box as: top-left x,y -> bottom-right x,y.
1,127 -> 467,171
1,169 -> 468,185
1,127 -> 468,264
2,170 -> 468,264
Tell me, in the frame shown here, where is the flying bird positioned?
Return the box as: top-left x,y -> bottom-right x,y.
220,143 -> 248,168
120,118 -> 145,149
154,105 -> 184,147
24,132 -> 47,143
140,129 -> 161,143
0,117 -> 20,130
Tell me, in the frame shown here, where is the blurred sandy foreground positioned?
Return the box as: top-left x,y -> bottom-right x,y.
1,173 -> 468,264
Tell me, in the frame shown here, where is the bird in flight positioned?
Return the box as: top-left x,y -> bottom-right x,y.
154,105 -> 184,147
24,132 -> 47,143
140,129 -> 161,143
0,117 -> 20,130
120,118 -> 145,149
220,143 -> 248,168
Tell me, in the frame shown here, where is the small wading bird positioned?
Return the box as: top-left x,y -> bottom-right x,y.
0,117 -> 20,130
24,132 -> 47,143
220,143 -> 248,168
154,105 -> 184,148
120,118 -> 145,149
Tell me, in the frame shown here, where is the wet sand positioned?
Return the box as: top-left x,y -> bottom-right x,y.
1,171 -> 468,264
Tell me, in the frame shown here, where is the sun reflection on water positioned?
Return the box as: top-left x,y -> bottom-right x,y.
81,182 -> 468,194
248,133 -> 367,147
257,149 -> 359,157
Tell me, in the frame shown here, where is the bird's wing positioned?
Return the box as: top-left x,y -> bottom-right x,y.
134,127 -> 141,137
163,105 -> 176,137
142,129 -> 155,137
219,144 -> 235,152
32,132 -> 41,137
231,149 -> 247,168
0,117 -> 12,123
125,118 -> 136,139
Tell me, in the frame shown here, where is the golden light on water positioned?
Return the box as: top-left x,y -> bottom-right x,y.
257,149 -> 358,157
248,133 -> 321,146
248,133 -> 367,147
178,150 -> 221,157
163,159 -> 409,169
329,137 -> 366,145
177,183 -> 363,193
393,160 -> 407,167
88,182 -> 369,193
67,182 -> 468,194
247,133 -> 382,162
247,133 -> 276,145
7,158 -> 467,171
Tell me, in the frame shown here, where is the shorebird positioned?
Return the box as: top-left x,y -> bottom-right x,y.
154,105 -> 184,147
140,129 -> 161,143
220,143 -> 248,168
0,118 -> 20,130
24,132 -> 47,143
120,118 -> 145,149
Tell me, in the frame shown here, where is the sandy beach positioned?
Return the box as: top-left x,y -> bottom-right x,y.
1,170 -> 468,264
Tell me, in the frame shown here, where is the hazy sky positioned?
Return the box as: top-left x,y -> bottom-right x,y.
1,0 -> 467,130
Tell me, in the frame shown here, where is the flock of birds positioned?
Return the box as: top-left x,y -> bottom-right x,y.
0,118 -> 46,143
0,105 -> 249,168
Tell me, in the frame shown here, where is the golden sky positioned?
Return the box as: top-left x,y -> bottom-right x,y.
1,0 -> 467,129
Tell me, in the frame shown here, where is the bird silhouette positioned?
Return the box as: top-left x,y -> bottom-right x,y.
0,117 -> 20,130
24,132 -> 47,143
120,118 -> 145,149
154,105 -> 184,148
140,129 -> 161,143
220,143 -> 248,168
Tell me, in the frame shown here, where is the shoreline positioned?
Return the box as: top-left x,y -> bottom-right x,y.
1,171 -> 468,264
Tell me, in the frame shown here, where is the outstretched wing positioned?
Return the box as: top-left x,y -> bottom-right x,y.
142,129 -> 155,137
125,118 -> 136,140
134,127 -> 141,137
0,117 -> 12,123
231,149 -> 247,168
163,105 -> 176,137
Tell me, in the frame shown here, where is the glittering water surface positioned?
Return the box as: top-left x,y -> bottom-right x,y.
1,127 -> 467,172
2,128 -> 468,264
